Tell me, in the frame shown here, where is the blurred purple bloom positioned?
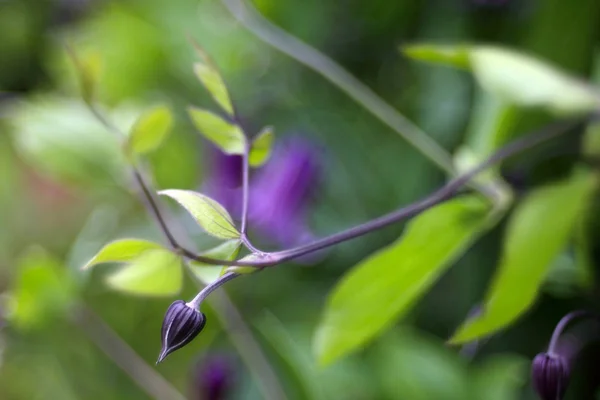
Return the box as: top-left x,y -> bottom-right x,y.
190,354 -> 236,400
204,136 -> 322,249
249,137 -> 321,247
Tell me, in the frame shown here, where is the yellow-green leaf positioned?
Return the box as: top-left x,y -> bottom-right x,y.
192,45 -> 234,115
249,126 -> 274,167
450,170 -> 596,344
314,196 -> 491,366
127,105 -> 173,155
187,106 -> 246,154
159,189 -> 239,239
83,239 -> 164,270
67,47 -> 102,104
189,240 -> 241,284
106,249 -> 182,296
403,45 -> 600,115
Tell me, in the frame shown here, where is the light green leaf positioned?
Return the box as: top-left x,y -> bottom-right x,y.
83,239 -> 164,270
127,105 -> 173,156
249,126 -> 274,167
404,45 -> 600,115
187,106 -> 246,154
192,45 -> 234,115
403,44 -> 470,69
67,47 -> 102,104
189,240 -> 241,284
450,170 -> 596,344
159,189 -> 239,239
9,247 -> 77,331
314,196 -> 490,366
106,249 -> 182,296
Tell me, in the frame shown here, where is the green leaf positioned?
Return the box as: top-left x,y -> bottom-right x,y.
403,45 -> 600,115
314,196 -> 490,366
9,247 -> 77,330
187,106 -> 245,154
470,355 -> 527,400
450,170 -> 596,344
189,240 -> 241,284
159,189 -> 239,239
83,239 -> 164,270
127,105 -> 173,156
402,44 -> 470,69
67,47 -> 102,104
192,45 -> 235,115
106,249 -> 182,296
249,126 -> 274,167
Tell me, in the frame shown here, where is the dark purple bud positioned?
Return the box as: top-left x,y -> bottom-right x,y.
531,353 -> 570,400
157,300 -> 206,363
191,354 -> 236,400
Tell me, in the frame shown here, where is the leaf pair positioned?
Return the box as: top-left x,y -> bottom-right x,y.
188,42 -> 274,166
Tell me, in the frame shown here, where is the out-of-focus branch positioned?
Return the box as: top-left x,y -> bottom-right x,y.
73,304 -> 187,400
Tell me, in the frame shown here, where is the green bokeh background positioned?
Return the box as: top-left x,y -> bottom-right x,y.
1,0 -> 600,399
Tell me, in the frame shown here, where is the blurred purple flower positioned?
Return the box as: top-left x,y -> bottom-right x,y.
203,136 -> 322,249
190,354 -> 236,400
249,137 -> 321,247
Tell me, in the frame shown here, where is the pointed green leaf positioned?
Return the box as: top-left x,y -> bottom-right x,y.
187,106 -> 245,154
83,239 -> 164,270
403,45 -> 600,115
159,189 -> 239,239
402,44 -> 470,69
450,170 -> 596,344
189,240 -> 241,284
249,126 -> 274,167
127,105 -> 173,156
314,196 -> 491,366
106,249 -> 182,296
192,45 -> 234,115
67,47 -> 102,104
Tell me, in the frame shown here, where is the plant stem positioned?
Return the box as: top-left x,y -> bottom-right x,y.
240,140 -> 251,235
269,117 -> 585,264
188,272 -> 240,309
548,310 -> 595,356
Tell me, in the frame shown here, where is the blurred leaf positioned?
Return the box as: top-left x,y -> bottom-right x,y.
582,121 -> 600,157
9,97 -> 133,186
192,45 -> 235,115
127,105 -> 173,156
249,126 -> 274,167
404,45 -> 600,115
451,170 -> 596,344
189,240 -> 241,284
67,47 -> 102,104
314,196 -> 490,366
9,247 -> 77,330
403,44 -> 470,69
374,329 -> 469,400
106,249 -> 182,296
188,106 -> 245,154
159,189 -> 239,239
470,355 -> 527,400
83,238 -> 164,270
573,211 -> 595,290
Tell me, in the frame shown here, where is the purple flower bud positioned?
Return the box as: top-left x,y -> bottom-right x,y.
157,300 -> 206,363
531,353 -> 570,400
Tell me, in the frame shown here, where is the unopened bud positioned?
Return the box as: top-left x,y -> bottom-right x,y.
531,353 -> 570,400
157,300 -> 206,363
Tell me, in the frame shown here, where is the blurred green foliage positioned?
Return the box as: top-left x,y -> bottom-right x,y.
2,0 -> 600,399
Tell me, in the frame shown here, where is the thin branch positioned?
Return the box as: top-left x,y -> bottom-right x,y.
188,271 -> 240,308
219,0 -> 454,175
269,117 -> 587,264
240,140 -> 251,234
73,304 -> 187,400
